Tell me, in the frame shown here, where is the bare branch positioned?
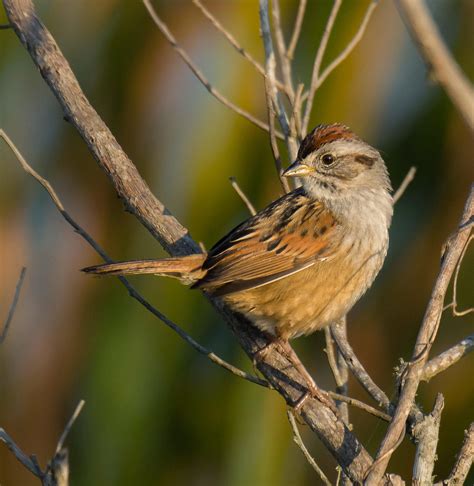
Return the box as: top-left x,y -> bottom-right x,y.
0,22 -> 11,29
397,0 -> 474,132
435,423 -> 474,486
229,176 -> 257,216
191,0 -> 288,95
54,400 -> 85,455
330,321 -> 390,410
271,0 -> 295,101
0,400 -> 85,486
302,0 -> 343,135
412,394 -> 444,486
314,1 -> 379,100
366,185 -> 474,483
444,235 -> 473,317
287,0 -> 307,60
1,129 -> 267,389
0,265 -> 26,344
325,325 -> 349,423
0,429 -> 43,478
143,0 -> 283,140
287,410 -> 332,486
259,0 -> 292,193
422,334 -> 474,382
328,392 -> 391,423
393,166 -> 417,204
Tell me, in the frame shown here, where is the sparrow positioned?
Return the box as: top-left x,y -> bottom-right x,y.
83,124 -> 393,402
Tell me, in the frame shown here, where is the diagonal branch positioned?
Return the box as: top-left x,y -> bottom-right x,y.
0,266 -> 27,344
3,2 -> 375,480
397,0 -> 474,133
422,334 -> 474,382
143,0 -> 284,140
287,410 -> 332,485
192,0 -> 288,95
434,423 -> 474,486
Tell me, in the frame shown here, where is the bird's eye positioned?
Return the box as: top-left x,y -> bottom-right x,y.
321,153 -> 335,166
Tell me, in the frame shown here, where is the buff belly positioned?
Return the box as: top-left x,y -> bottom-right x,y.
223,245 -> 386,340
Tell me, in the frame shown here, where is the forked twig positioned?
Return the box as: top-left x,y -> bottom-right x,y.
302,0 -> 343,135
0,266 -> 27,344
287,410 -> 332,485
192,0 -> 288,95
143,0 -> 284,140
315,1 -> 379,97
0,129 -> 267,389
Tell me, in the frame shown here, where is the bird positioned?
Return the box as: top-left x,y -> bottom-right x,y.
83,123 -> 393,405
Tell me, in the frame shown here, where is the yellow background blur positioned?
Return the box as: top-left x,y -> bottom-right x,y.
1,0 -> 473,484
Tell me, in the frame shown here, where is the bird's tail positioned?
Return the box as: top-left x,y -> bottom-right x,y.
82,254 -> 207,285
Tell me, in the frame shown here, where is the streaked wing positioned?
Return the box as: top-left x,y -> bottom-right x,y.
193,188 -> 341,296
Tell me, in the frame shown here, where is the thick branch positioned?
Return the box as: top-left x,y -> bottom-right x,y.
397,0 -> 474,132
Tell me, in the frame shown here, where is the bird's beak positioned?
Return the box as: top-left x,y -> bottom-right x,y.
282,160 -> 315,178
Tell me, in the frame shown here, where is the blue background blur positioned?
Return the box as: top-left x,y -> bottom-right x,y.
1,1 -> 473,484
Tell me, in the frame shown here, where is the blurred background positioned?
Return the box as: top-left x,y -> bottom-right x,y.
0,0 -> 473,484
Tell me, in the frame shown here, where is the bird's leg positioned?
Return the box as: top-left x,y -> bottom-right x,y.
277,339 -> 337,414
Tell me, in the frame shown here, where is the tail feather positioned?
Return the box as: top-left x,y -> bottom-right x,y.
82,254 -> 207,285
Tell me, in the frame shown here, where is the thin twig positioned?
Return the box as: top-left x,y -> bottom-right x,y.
0,266 -> 27,344
313,1 -> 379,103
287,410 -> 333,485
397,0 -> 474,132
54,400 -> 85,455
0,23 -> 11,29
444,235 -> 473,317
287,0 -> 307,60
422,334 -> 474,382
434,423 -> 474,486
259,0 -> 292,193
271,0 -> 295,102
393,166 -> 417,204
330,321 -> 390,410
302,0 -> 343,135
327,392 -> 391,422
366,185 -> 474,484
0,129 -> 267,390
143,0 -> 284,140
229,177 -> 257,216
192,0 -> 288,95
